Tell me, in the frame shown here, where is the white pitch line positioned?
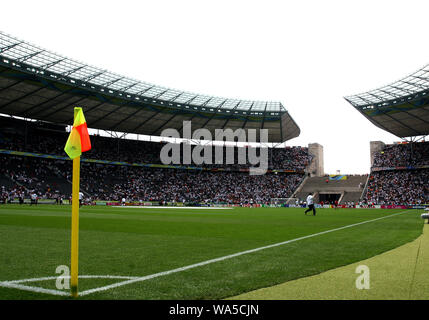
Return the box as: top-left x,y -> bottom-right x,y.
78,210 -> 413,296
0,282 -> 70,296
0,275 -> 139,296
6,275 -> 139,284
112,206 -> 233,209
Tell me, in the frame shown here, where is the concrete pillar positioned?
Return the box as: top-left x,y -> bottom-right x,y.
307,143 -> 324,177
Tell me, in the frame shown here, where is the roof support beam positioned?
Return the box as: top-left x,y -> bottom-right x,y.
184,95 -> 199,105
101,77 -> 124,87
128,106 -> 169,134
80,71 -> 105,82
194,99 -> 228,130
118,82 -> 139,92
148,96 -> 211,136
149,111 -> 179,136
62,65 -> 85,77
40,58 -> 66,70
89,100 -> 136,127
174,98 -> 228,135
0,84 -> 49,112
0,69 -> 25,93
41,95 -> 91,119
135,85 -> 155,96
400,80 -> 427,91
17,89 -> 76,117
107,106 -> 147,131
17,51 -> 44,63
0,42 -> 23,54
169,92 -> 183,102
221,101 -> 243,129
260,102 -> 269,130
241,102 -> 256,129
152,89 -> 169,99
387,86 -> 415,96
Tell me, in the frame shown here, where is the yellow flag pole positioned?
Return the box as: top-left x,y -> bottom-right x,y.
71,155 -> 80,297
70,108 -> 81,298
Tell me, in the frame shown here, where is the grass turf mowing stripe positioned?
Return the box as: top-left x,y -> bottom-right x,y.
78,210 -> 412,297
231,224 -> 429,300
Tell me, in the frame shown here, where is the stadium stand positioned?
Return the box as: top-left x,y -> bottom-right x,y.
0,117 -> 311,170
345,63 -> 429,207
3,32 -> 427,208
294,175 -> 367,205
362,142 -> 429,206
364,169 -> 428,206
0,117 -> 312,204
372,142 -> 429,167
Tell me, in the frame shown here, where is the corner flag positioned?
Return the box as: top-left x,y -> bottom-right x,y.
64,107 -> 91,159
64,107 -> 91,298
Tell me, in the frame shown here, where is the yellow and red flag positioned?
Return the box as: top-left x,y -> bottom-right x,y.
64,107 -> 91,159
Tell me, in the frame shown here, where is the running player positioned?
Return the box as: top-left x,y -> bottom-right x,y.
304,193 -> 316,216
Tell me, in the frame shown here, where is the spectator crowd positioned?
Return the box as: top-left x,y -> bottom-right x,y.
2,118 -> 427,206
365,169 -> 428,206
1,156 -> 305,204
372,142 -> 429,167
364,142 -> 429,205
0,118 -> 312,171
0,119 -> 309,204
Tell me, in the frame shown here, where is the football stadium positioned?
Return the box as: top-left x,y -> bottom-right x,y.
0,29 -> 428,304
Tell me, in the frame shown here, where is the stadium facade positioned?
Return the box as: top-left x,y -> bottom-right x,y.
0,31 -> 323,207
1,31 -> 425,207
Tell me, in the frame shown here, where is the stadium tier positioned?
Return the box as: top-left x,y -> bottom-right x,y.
0,156 -> 307,205
365,169 -> 428,206
0,31 -> 299,143
371,141 -> 429,168
362,141 -> 429,206
0,117 -> 311,171
0,117 -> 311,204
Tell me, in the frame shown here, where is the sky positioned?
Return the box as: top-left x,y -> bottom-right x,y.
2,0 -> 429,174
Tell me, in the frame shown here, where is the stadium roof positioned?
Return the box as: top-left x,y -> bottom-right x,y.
0,31 -> 300,143
344,64 -> 429,138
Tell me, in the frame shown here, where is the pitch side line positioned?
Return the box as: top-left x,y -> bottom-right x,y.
79,210 -> 413,296
0,275 -> 139,296
112,206 -> 233,209
6,275 -> 139,284
0,282 -> 70,296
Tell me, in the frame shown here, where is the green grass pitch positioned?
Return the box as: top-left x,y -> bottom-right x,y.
0,205 -> 424,299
